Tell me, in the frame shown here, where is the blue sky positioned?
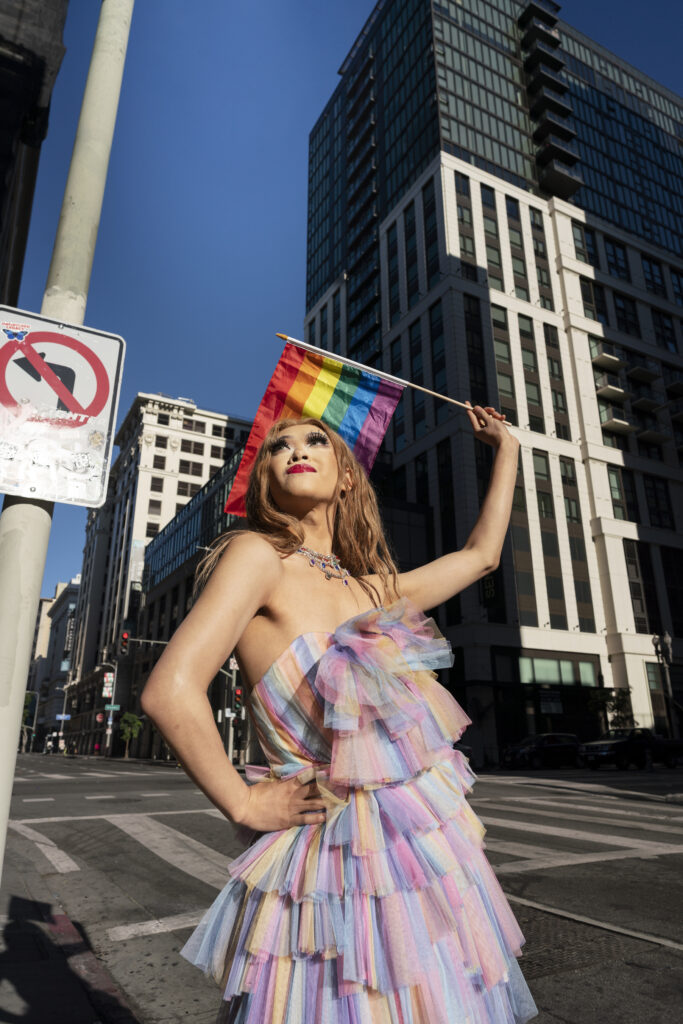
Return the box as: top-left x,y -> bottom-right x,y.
16,0 -> 681,598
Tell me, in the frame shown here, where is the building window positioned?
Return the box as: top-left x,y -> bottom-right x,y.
179,459 -> 202,477
155,435 -> 168,449
497,371 -> 514,398
548,356 -> 562,378
422,177 -> 439,288
404,201 -> 419,308
651,309 -> 677,352
533,451 -> 549,480
181,439 -> 204,455
332,290 -> 341,352
146,522 -> 159,538
537,492 -> 555,519
580,278 -> 608,325
506,196 -> 520,222
150,476 -> 163,493
182,418 -> 206,434
572,222 -> 599,267
544,323 -> 559,348
526,380 -> 541,406
320,304 -> 328,350
641,255 -> 666,297
643,474 -> 674,529
177,480 -> 201,497
670,269 -> 683,307
521,348 -> 536,372
429,301 -> 448,424
604,238 -> 630,281
551,389 -> 566,413
387,222 -> 400,325
212,424 -> 226,438
564,497 -> 581,523
152,454 -> 166,470
559,457 -> 576,486
176,502 -> 185,514
491,305 -> 508,332
613,292 -> 640,336
481,184 -> 495,208
148,499 -> 162,515
157,413 -> 169,425
495,338 -> 511,362
624,539 -> 662,634
454,171 -> 470,197
210,445 -> 225,460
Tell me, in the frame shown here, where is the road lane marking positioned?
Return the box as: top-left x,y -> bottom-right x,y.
85,795 -> 116,800
481,814 -> 681,851
478,802 -> 683,837
8,822 -> 79,873
106,814 -> 232,889
140,792 -> 171,797
501,795 -> 683,823
484,838 -> 558,859
22,797 -> 54,803
38,773 -> 71,779
12,808 -> 215,824
494,845 -> 683,874
107,910 -> 205,941
486,776 -> 682,803
505,893 -> 683,951
82,771 -> 119,777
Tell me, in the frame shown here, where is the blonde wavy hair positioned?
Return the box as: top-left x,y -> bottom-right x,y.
195,418 -> 399,603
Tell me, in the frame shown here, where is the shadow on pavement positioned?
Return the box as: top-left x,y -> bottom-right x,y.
0,895 -> 140,1023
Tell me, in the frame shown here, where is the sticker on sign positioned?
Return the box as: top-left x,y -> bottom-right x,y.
0,305 -> 125,507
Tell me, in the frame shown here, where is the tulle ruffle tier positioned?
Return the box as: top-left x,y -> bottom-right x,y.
180,599 -> 538,1023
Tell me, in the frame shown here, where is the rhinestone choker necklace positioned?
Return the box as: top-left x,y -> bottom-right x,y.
297,545 -> 350,585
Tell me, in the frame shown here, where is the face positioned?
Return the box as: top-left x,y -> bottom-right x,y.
266,423 -> 341,513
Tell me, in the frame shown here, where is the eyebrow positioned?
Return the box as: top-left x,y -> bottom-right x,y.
275,430 -> 326,443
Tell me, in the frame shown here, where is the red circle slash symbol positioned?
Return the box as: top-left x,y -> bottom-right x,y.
0,330 -> 110,426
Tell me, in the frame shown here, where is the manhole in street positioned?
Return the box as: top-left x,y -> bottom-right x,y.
514,906 -> 649,980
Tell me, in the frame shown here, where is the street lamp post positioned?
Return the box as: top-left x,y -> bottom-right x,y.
652,632 -> 680,740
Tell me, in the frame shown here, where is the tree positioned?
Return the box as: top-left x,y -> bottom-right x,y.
119,712 -> 143,759
587,687 -> 637,731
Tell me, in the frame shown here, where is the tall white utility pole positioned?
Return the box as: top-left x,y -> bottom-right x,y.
0,0 -> 135,881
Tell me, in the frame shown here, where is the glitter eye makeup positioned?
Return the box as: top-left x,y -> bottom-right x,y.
306,431 -> 329,446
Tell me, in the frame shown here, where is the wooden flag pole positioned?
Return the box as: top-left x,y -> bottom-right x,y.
276,333 -> 512,425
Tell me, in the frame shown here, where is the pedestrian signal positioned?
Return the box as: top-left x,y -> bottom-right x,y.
118,630 -> 130,655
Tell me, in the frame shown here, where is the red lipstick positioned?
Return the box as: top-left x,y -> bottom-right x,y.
286,465 -> 316,474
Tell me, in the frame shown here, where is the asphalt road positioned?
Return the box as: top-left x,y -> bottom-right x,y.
3,755 -> 683,1023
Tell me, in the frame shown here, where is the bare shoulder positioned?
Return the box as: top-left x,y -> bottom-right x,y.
201,530 -> 283,605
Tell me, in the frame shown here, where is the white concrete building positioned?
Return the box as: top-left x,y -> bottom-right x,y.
67,393 -> 251,754
306,154 -> 682,759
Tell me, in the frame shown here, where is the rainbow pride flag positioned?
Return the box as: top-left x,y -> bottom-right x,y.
225,342 -> 404,516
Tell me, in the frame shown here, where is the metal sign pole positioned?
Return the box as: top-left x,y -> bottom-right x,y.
0,0 -> 135,881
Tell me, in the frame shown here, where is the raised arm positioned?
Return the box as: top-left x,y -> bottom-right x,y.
398,404 -> 520,611
140,532 -> 327,831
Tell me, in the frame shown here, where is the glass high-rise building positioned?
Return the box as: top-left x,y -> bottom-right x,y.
305,0 -> 683,763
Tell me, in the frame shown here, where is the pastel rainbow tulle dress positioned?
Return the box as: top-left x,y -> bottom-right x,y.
180,599 -> 538,1023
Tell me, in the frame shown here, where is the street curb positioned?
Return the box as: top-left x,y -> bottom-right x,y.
45,910 -> 141,1023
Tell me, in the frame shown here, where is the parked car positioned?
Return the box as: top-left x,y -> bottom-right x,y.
502,733 -> 581,769
580,728 -> 682,770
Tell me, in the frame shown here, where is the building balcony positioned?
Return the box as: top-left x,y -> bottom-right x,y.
347,75 -> 375,119
347,159 -> 376,202
533,112 -> 577,142
346,49 -> 375,102
524,39 -> 565,72
529,86 -> 572,120
536,134 -> 579,165
347,106 -> 375,148
347,255 -> 379,297
347,184 -> 377,227
663,367 -> 683,396
670,398 -> 683,422
347,205 -> 378,250
527,65 -> 568,94
347,281 -> 378,324
518,0 -> 561,29
630,384 -> 661,411
348,311 -> 380,349
590,338 -> 624,370
538,159 -> 583,198
347,136 -> 376,181
633,412 -> 668,443
521,18 -> 561,51
594,373 -> 629,402
599,403 -> 634,433
625,354 -> 660,382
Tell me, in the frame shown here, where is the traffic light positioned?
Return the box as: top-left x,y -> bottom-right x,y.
234,686 -> 243,712
118,629 -> 130,656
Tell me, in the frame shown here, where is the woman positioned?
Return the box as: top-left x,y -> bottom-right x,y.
141,404 -> 538,1023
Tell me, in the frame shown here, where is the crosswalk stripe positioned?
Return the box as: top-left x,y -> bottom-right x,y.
8,822 -> 79,873
495,844 -> 683,874
106,814 -> 231,889
484,838 -> 558,859
107,910 -> 205,941
481,813 -> 678,851
502,795 -> 683,823
479,802 -> 683,837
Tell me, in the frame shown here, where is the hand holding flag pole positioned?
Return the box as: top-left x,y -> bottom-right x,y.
276,333 -> 512,428
225,332 -> 511,517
